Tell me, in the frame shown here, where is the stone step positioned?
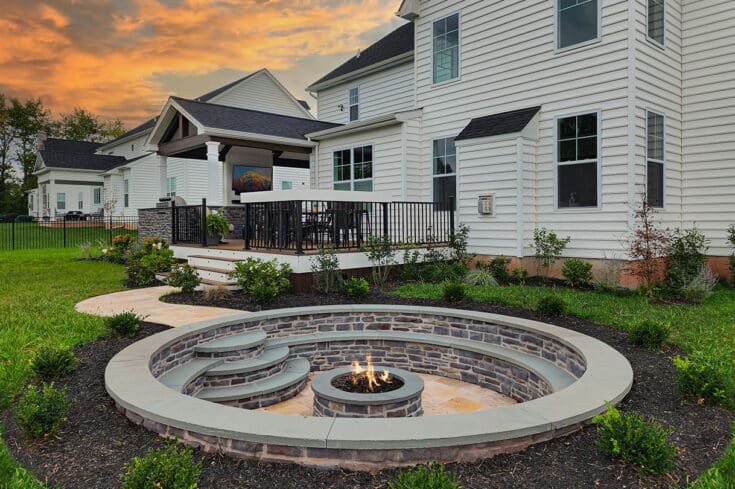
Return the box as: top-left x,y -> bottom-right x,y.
157,358 -> 224,393
196,358 -> 310,403
204,346 -> 290,376
194,330 -> 267,355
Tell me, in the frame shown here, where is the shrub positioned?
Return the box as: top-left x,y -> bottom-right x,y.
532,228 -> 571,277
665,227 -> 709,292
206,210 -> 230,238
14,382 -> 71,440
442,281 -> 466,302
105,234 -> 136,263
363,234 -> 396,287
120,442 -> 201,489
30,347 -> 78,380
421,262 -> 469,283
449,223 -> 474,265
230,258 -> 292,299
562,258 -> 594,288
167,264 -> 201,293
678,265 -> 718,304
343,277 -> 369,298
142,237 -> 169,251
626,197 -> 671,290
250,283 -> 279,304
203,285 -> 231,302
673,351 -> 734,409
389,463 -> 461,489
628,320 -> 671,350
485,256 -> 511,283
140,247 -> 175,273
463,268 -> 498,287
536,295 -> 566,316
593,405 -> 677,475
112,234 -> 136,249
106,311 -> 143,337
78,241 -> 99,260
400,243 -> 423,281
311,246 -> 341,293
5,467 -> 51,488
510,267 -> 529,285
125,259 -> 156,287
728,224 -> 735,287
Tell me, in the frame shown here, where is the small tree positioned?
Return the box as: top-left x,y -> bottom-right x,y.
626,198 -> 671,291
311,245 -> 341,293
363,234 -> 396,287
532,228 -> 571,277
727,224 -> 735,286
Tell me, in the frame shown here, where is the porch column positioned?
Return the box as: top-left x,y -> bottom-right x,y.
206,141 -> 223,207
158,155 -> 168,200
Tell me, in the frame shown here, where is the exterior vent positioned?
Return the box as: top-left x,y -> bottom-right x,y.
478,194 -> 495,216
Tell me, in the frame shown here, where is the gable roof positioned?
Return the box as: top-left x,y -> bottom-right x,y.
196,72 -> 259,102
455,107 -> 542,141
38,138 -> 126,171
307,22 -> 414,91
99,118 -> 157,150
171,97 -> 339,141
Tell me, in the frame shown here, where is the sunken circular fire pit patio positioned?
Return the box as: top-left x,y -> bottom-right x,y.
312,364 -> 424,418
106,305 -> 633,471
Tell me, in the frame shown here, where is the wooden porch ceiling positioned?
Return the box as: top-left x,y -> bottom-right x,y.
158,134 -> 312,158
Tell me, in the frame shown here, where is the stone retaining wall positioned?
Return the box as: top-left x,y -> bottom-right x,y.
138,208 -> 173,244
313,392 -> 423,418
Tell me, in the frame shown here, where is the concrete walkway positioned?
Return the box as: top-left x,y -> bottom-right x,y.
75,286 -> 244,327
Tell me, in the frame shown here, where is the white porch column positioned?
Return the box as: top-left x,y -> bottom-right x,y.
158,155 -> 168,200
206,141 -> 223,206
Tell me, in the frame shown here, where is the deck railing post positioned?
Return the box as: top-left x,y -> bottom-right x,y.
200,198 -> 207,248
382,202 -> 389,242
294,200 -> 304,255
243,203 -> 251,250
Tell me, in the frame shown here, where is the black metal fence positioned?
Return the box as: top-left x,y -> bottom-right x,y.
171,203 -> 206,246
242,199 -> 454,254
0,216 -> 139,251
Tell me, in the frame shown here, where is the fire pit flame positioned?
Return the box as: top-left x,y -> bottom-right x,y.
351,354 -> 393,392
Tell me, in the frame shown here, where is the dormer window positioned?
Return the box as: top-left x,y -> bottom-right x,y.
556,0 -> 600,51
433,13 -> 460,84
349,87 -> 359,122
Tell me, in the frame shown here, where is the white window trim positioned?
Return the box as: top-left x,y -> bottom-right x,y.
431,11 -> 462,87
348,86 -> 360,122
57,192 -> 66,211
432,135 -> 458,208
123,179 -> 130,208
554,0 -> 602,54
646,0 -> 666,49
93,187 -> 101,205
166,176 -> 177,197
78,191 -> 84,210
332,143 -> 375,191
645,108 -> 666,208
553,109 -> 602,211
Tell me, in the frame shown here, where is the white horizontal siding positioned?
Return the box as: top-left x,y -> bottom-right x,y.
682,0 -> 735,256
101,134 -> 151,160
273,166 -> 310,191
414,0 -> 632,259
316,62 -> 415,124
210,71 -> 310,118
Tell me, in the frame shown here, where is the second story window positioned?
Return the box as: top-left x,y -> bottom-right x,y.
557,0 -> 600,51
646,110 -> 665,208
557,112 -> 599,208
433,13 -> 460,84
647,0 -> 665,46
349,87 -> 359,122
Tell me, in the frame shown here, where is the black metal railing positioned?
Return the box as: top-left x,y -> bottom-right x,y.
242,199 -> 453,254
0,215 -> 139,251
171,201 -> 207,246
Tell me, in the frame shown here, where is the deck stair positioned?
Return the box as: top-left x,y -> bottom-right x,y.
184,248 -> 248,290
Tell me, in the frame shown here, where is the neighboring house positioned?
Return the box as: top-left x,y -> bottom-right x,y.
301,0 -> 735,275
29,68 -> 317,217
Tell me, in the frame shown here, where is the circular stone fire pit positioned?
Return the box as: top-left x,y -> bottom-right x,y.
312,366 -> 424,418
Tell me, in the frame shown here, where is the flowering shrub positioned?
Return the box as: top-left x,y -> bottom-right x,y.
105,234 -> 136,263
230,258 -> 292,300
142,237 -> 169,252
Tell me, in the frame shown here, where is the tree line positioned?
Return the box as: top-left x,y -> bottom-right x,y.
0,93 -> 127,214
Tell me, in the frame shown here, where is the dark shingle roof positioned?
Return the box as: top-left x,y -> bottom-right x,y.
102,118 -> 156,147
39,138 -> 126,171
455,107 -> 541,141
297,100 -> 311,111
173,97 -> 339,141
309,22 -> 414,89
196,72 -> 258,102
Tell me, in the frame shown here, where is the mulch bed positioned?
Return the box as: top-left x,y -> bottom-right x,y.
4,290 -> 733,489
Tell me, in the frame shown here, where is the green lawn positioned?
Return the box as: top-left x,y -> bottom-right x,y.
0,222 -> 138,251
0,248 -> 126,485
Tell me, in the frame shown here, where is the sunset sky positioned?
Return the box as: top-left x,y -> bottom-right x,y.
0,0 -> 405,128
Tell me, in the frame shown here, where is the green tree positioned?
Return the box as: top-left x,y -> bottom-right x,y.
0,94 -> 14,212
9,97 -> 50,193
54,108 -> 127,142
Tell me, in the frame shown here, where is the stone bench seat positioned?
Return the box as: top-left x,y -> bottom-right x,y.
268,331 -> 576,392
158,358 -> 223,392
196,358 -> 310,403
194,330 -> 266,354
204,346 -> 290,376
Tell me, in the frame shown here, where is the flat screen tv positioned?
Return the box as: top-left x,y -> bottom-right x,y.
232,165 -> 272,194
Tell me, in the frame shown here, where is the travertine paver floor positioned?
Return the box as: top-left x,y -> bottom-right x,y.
75,286 -> 243,327
259,372 -> 517,416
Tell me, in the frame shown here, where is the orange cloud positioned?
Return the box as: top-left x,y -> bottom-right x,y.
0,0 -> 400,127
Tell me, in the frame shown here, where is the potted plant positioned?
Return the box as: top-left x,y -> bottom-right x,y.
206,210 -> 230,245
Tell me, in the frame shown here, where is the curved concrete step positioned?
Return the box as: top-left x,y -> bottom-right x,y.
269,331 -> 576,392
204,346 -> 290,376
194,330 -> 267,354
158,358 -> 224,392
196,358 -> 310,403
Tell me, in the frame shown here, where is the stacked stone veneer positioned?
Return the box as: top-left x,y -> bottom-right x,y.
138,207 -> 173,244
150,312 -> 586,404
313,391 -> 423,418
